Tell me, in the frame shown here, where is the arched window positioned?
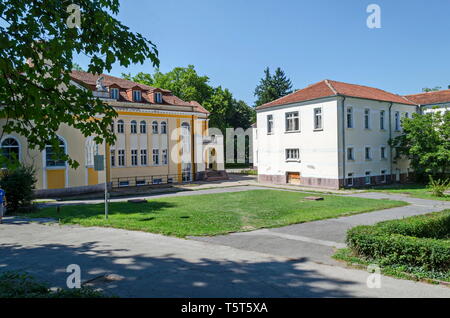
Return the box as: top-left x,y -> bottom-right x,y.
1,138 -> 20,162
161,121 -> 167,134
140,121 -> 146,134
85,137 -> 98,167
152,121 -> 158,134
117,120 -> 124,134
46,137 -> 66,167
130,120 -> 137,134
181,122 -> 190,151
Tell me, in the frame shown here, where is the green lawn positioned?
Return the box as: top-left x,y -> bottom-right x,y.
366,184 -> 450,201
29,190 -> 407,237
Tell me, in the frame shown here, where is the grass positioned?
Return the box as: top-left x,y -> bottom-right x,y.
333,248 -> 450,284
27,190 -> 407,238
365,183 -> 450,201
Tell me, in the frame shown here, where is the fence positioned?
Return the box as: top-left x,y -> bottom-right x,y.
111,173 -> 194,188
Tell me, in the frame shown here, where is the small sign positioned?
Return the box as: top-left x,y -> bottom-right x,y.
94,155 -> 104,171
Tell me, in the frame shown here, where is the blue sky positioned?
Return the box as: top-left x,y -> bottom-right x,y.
75,0 -> 450,105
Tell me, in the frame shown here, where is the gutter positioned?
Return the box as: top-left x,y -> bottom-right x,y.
341,96 -> 346,188
388,102 -> 393,180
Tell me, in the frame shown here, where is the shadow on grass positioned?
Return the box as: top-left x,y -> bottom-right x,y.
0,238 -> 358,297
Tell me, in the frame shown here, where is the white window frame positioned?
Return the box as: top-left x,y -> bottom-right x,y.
130,120 -> 137,134
131,149 -> 138,166
347,147 -> 354,161
347,107 -> 353,128
160,121 -> 167,134
285,148 -> 300,162
117,120 -> 124,134
394,111 -> 400,131
140,149 -> 147,166
313,107 -> 323,130
285,111 -> 300,132
152,149 -> 160,165
140,121 -> 146,134
267,114 -> 273,134
110,87 -> 119,100
347,173 -> 354,187
365,146 -> 372,160
155,92 -> 162,104
364,109 -> 370,129
380,110 -> 385,130
110,149 -> 115,167
162,149 -> 168,165
380,146 -> 387,160
365,171 -> 371,185
152,121 -> 158,134
380,170 -> 387,183
118,149 -> 125,167
133,90 -> 142,102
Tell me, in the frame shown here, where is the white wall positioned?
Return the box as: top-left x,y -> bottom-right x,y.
256,97 -> 340,180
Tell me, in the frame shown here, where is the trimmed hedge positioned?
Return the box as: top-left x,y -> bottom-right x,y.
347,211 -> 450,271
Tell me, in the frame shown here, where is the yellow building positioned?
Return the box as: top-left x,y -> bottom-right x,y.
0,71 -> 226,197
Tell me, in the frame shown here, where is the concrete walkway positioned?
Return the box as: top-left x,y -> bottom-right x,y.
1,219 -> 449,297
191,192 -> 450,265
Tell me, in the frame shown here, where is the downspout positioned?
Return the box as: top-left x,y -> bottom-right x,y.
388,102 -> 393,182
341,96 -> 346,188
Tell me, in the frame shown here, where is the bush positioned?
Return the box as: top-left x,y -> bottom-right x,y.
346,211 -> 450,271
427,175 -> 450,197
0,164 -> 37,213
0,271 -> 106,298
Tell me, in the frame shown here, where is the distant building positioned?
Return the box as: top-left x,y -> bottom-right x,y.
0,71 -> 226,197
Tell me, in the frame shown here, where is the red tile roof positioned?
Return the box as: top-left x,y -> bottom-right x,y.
256,79 -> 415,110
404,90 -> 450,105
70,70 -> 209,114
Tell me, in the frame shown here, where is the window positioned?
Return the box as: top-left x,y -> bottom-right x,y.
1,138 -> 19,162
380,146 -> 386,159
285,112 -> 299,132
140,149 -> 147,165
131,149 -> 138,166
117,120 -> 124,134
45,137 -> 66,167
133,90 -> 141,102
267,115 -> 274,134
152,149 -> 159,165
152,121 -> 158,134
162,149 -> 168,165
347,173 -> 354,187
130,120 -> 137,134
110,149 -> 115,167
380,110 -> 385,130
405,112 -> 409,119
364,109 -> 370,129
119,180 -> 129,187
136,179 -> 146,186
161,121 -> 167,134
380,170 -> 387,183
365,147 -> 372,160
285,148 -> 300,161
314,108 -> 323,130
118,149 -> 125,166
110,88 -> 119,99
395,111 -> 400,131
140,121 -> 146,134
347,147 -> 354,161
365,171 -> 371,185
155,92 -> 162,104
347,107 -> 353,128
152,177 -> 163,185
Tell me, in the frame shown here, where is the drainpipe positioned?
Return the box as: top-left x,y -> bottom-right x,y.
341,96 -> 346,188
388,102 -> 393,182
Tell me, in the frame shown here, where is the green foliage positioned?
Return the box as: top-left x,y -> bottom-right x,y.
346,211 -> 450,271
72,62 -> 84,71
389,111 -> 450,179
427,175 -> 450,197
0,164 -> 37,213
0,271 -> 106,298
254,67 -> 293,106
0,0 -> 159,167
422,86 -> 442,92
123,65 -> 256,132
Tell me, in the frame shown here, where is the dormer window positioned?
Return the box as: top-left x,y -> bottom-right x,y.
155,92 -> 162,104
133,90 -> 142,102
110,88 -> 119,100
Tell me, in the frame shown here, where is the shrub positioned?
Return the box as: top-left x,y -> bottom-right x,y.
0,271 -> 106,298
427,175 -> 450,197
346,211 -> 450,271
0,164 -> 37,214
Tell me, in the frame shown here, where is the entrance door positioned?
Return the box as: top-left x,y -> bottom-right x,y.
287,172 -> 301,185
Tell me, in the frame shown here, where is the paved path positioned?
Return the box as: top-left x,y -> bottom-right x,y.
191,192 -> 450,265
1,220 -> 449,297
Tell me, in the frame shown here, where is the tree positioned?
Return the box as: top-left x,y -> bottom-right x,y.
0,0 -> 159,167
422,86 -> 442,92
254,67 -> 293,106
72,62 -> 84,71
390,111 -> 450,179
0,164 -> 37,213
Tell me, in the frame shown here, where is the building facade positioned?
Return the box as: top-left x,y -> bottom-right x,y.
0,71 -> 225,197
255,79 -> 424,189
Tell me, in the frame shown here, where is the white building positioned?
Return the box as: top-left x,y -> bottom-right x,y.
255,79 -> 420,189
